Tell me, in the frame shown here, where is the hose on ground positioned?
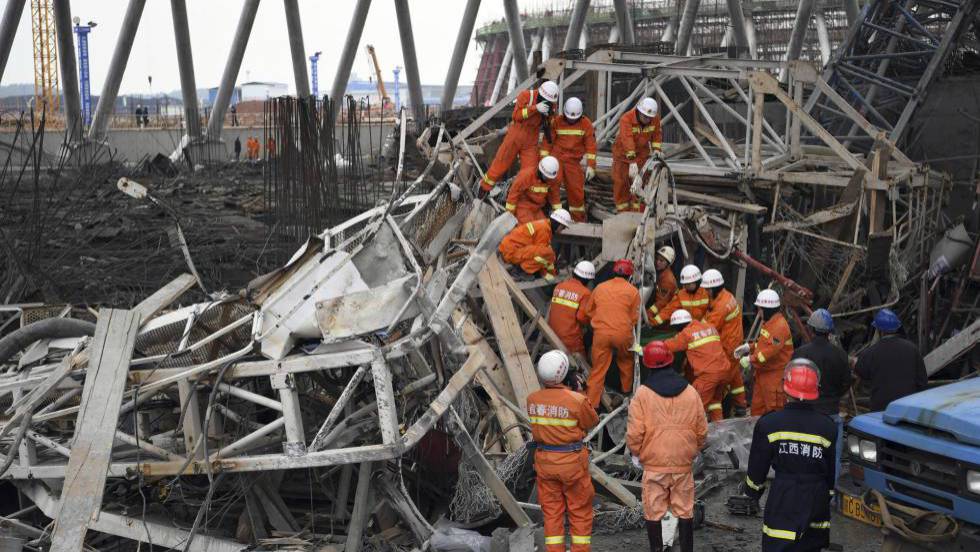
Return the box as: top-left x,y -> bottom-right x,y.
0,318 -> 97,367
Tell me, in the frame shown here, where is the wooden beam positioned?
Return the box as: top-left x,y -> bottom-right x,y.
345,462 -> 375,552
133,273 -> 196,325
49,309 -> 140,552
674,189 -> 766,214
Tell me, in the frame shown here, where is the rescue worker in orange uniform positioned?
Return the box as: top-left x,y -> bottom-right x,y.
505,156 -> 564,224
735,289 -> 795,416
549,261 -> 596,354
650,265 -> 709,326
646,245 -> 678,325
527,350 -> 599,552
612,97 -> 662,212
498,209 -> 572,282
480,80 -> 560,195
702,269 -> 748,416
664,309 -> 731,421
581,259 -> 640,408
628,341 -> 707,552
541,97 -> 597,222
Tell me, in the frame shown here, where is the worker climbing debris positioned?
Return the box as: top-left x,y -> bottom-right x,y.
628,340 -> 706,552
664,309 -> 731,421
702,269 -> 747,416
549,261 -> 596,355
736,289 -> 794,416
651,264 -> 709,326
646,245 -> 678,326
528,350 -> 599,552
581,259 -> 640,407
541,97 -> 597,222
498,209 -> 572,281
612,97 -> 662,212
505,155 -> 564,223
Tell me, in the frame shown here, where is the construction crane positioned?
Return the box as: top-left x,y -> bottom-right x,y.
30,0 -> 60,115
364,44 -> 391,109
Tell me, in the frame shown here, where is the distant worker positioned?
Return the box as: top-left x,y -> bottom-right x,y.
480,80 -> 560,195
541,97 -> 597,222
742,358 -> 836,552
854,308 -> 927,412
612,97 -> 662,212
650,265 -> 708,326
505,156 -> 563,223
498,210 -> 573,282
581,259 -> 640,407
702,269 -> 747,416
527,350 -> 599,552
246,136 -> 260,160
646,246 -> 678,327
664,309 -> 731,421
628,341 -> 707,552
549,261 -> 596,355
735,289 -> 794,416
266,136 -> 276,159
234,136 -> 242,162
135,105 -> 143,128
792,308 -> 851,481
230,103 -> 239,127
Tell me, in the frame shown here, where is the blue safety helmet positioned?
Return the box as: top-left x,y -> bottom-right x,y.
872,308 -> 901,332
807,308 -> 834,333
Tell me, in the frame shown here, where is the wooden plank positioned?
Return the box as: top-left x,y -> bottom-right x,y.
478,257 -> 540,409
925,317 -> 980,376
674,189 -> 766,214
589,464 -> 640,507
345,462 -> 374,552
133,273 -> 196,325
49,309 -> 140,552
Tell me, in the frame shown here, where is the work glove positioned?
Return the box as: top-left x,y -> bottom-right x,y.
739,355 -> 751,370
543,273 -> 556,283
585,166 -> 596,181
733,343 -> 751,359
535,102 -> 551,115
631,454 -> 642,470
628,162 -> 639,179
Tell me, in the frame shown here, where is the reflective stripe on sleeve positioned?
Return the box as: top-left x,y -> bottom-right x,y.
757,351 -> 766,363
569,205 -> 586,212
625,151 -> 636,159
505,203 -> 516,211
680,298 -> 709,307
810,521 -> 831,529
539,149 -> 549,156
653,315 -> 664,325
651,142 -> 662,149
725,307 -> 741,321
688,335 -> 721,349
552,204 -> 563,211
616,202 -> 631,210
745,475 -> 764,491
707,403 -> 722,411
767,431 -> 832,448
762,525 -> 796,540
526,223 -> 535,235
530,416 -> 578,427
534,256 -> 555,271
760,328 -> 771,338
552,297 -> 580,309
522,107 -> 529,119
730,386 -> 745,395
585,153 -> 597,160
483,175 -> 495,185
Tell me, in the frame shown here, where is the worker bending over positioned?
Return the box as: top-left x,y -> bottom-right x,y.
498,210 -> 572,282
735,289 -> 794,416
481,81 -> 560,195
627,341 -> 707,552
743,358 -> 836,551
646,246 -> 678,325
505,156 -> 563,223
702,269 -> 747,416
581,259 -> 640,407
542,97 -> 597,222
664,309 -> 731,421
854,308 -> 926,412
651,265 -> 709,326
612,97 -> 662,212
527,350 -> 599,552
549,261 -> 595,355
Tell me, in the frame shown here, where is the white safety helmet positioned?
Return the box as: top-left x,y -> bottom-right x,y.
637,97 -> 659,118
538,155 -> 560,180
563,97 -> 583,120
537,349 -> 569,386
539,80 -> 559,103
550,208 -> 573,227
679,264 -> 702,285
573,260 -> 596,280
701,269 -> 724,289
670,309 -> 693,326
656,245 -> 676,265
755,289 -> 781,309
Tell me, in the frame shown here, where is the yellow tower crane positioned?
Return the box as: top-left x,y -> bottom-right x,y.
364,44 -> 391,108
30,0 -> 60,115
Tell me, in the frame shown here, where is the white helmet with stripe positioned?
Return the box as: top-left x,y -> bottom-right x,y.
637,97 -> 659,118
539,80 -> 559,102
755,289 -> 781,308
537,349 -> 569,386
550,208 -> 573,227
657,245 -> 676,265
701,269 -> 724,289
538,155 -> 560,180
563,97 -> 583,120
574,260 -> 596,279
670,309 -> 693,326
679,264 -> 702,285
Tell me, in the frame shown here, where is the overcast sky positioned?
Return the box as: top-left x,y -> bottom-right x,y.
3,0 -> 570,96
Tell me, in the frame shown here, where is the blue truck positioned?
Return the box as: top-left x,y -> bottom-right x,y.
844,377 -> 980,546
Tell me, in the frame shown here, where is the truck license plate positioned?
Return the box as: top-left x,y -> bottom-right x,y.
841,493 -> 882,527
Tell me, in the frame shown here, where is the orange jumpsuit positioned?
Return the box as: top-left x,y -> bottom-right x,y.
266,137 -> 276,158
505,167 -> 563,224
581,277 -> 640,407
612,109 -> 662,212
549,278 -> 592,354
542,116 -> 597,222
749,312 -> 794,416
704,288 -> 747,409
650,287 -> 709,326
647,269 -> 678,324
498,219 -> 556,278
528,386 -> 599,552
664,320 -> 730,421
481,88 -> 546,192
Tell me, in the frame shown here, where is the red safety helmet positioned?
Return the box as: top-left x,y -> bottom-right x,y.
613,259 -> 635,277
642,341 -> 673,369
783,358 -> 820,401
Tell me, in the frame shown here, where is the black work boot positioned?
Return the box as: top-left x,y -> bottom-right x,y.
645,520 -> 663,552
678,518 -> 694,552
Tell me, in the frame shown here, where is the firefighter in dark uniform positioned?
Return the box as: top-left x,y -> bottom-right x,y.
743,358 -> 837,551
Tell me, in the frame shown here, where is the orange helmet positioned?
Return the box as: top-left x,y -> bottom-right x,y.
783,358 -> 820,401
642,341 -> 673,369
613,259 -> 635,277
